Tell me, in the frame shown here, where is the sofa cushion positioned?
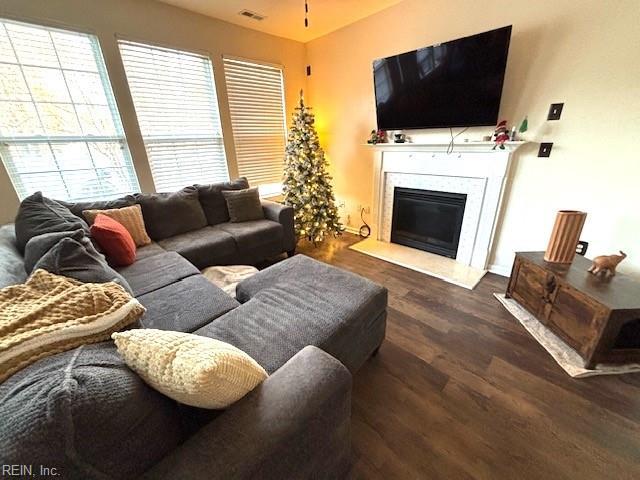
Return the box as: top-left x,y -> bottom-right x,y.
59,196 -> 135,220
197,255 -> 387,374
222,187 -> 264,223
32,237 -> 132,294
116,251 -> 199,297
138,275 -> 239,332
24,229 -> 85,274
218,219 -> 283,252
196,177 -> 249,226
14,192 -> 88,254
0,224 -> 26,288
113,329 -> 268,409
133,186 -> 207,240
135,242 -> 166,260
0,342 -> 184,480
90,214 -> 137,266
157,225 -> 237,270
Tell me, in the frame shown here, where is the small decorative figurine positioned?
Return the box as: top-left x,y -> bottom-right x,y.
588,251 -> 627,277
492,120 -> 510,149
367,129 -> 387,144
518,116 -> 528,134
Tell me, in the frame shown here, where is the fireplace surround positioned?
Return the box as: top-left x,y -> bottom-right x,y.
368,141 -> 525,273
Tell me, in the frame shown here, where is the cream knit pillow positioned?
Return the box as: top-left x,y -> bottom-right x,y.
83,204 -> 151,247
112,329 -> 268,409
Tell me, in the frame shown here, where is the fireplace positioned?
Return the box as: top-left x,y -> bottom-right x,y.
390,187 -> 467,259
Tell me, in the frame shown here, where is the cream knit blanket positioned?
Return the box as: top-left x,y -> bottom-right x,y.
0,269 -> 145,382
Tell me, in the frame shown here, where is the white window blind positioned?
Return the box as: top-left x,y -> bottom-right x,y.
118,40 -> 229,192
223,57 -> 286,189
0,19 -> 139,201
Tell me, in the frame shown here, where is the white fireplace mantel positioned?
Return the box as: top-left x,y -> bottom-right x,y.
369,141 -> 526,271
366,140 -> 525,153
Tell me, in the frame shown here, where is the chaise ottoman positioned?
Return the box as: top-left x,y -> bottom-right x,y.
195,254 -> 387,374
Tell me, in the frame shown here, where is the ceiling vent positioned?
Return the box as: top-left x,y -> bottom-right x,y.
239,10 -> 266,21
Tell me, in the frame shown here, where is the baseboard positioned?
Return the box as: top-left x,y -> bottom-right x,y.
343,226 -> 360,235
488,263 -> 511,277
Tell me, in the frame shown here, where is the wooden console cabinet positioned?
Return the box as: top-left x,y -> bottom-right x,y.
506,252 -> 640,368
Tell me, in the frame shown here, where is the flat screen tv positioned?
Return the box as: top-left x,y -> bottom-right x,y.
373,25 -> 512,130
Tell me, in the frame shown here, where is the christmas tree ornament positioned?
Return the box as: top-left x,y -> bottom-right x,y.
283,91 -> 344,244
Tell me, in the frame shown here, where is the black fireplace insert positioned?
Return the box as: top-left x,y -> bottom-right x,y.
390,187 -> 467,258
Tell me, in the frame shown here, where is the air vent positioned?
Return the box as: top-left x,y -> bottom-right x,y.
239,10 -> 266,21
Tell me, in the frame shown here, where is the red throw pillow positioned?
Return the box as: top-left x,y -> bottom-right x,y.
90,214 -> 136,266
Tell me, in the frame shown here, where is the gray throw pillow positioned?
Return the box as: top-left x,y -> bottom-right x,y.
32,237 -> 132,294
196,177 -> 249,225
14,192 -> 88,254
131,186 -> 208,240
23,229 -> 86,274
0,224 -> 27,289
222,187 -> 265,223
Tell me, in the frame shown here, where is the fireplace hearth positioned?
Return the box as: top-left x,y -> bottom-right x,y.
391,187 -> 467,259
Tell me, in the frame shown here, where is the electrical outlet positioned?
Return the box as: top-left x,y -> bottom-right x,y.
363,206 -> 371,214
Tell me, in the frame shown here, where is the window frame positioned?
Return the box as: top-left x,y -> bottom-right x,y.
222,55 -> 288,197
117,36 -> 230,193
0,17 -> 140,202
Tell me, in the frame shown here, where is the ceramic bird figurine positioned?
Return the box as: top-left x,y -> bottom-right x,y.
588,251 -> 627,277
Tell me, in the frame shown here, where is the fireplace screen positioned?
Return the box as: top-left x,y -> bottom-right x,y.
391,187 -> 467,258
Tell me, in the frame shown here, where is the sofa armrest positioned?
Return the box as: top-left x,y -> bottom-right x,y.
261,200 -> 295,252
142,346 -> 352,480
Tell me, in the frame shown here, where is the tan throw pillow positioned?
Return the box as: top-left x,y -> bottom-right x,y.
83,204 -> 151,247
112,329 -> 268,409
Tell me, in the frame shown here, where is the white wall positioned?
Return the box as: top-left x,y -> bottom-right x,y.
0,0 -> 307,223
306,0 -> 640,276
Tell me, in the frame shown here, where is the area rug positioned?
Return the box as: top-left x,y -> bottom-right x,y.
494,293 -> 640,378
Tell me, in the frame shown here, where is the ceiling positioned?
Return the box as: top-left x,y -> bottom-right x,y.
157,0 -> 404,42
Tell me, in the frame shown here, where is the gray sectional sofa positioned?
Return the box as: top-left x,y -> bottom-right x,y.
0,178 -> 388,480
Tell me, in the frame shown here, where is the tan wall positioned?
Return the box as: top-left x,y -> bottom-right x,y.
0,0 -> 307,223
306,0 -> 640,276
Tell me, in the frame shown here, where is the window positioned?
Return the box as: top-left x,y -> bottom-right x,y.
0,19 -> 139,201
118,40 -> 228,192
223,57 -> 286,194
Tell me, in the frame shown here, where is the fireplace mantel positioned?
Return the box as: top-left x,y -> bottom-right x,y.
370,142 -> 526,272
366,140 -> 526,153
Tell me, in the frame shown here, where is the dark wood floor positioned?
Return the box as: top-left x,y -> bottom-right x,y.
296,233 -> 640,480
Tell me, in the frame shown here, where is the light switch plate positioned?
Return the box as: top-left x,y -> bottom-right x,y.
538,142 -> 553,157
547,103 -> 564,120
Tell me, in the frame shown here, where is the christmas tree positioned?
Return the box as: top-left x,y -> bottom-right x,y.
283,91 -> 344,243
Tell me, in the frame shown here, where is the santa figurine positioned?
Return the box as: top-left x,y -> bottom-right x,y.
492,120 -> 510,150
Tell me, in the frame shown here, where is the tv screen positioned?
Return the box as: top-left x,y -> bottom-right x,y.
373,25 -> 512,130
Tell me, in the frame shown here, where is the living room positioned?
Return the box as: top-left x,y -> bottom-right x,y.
1,0 -> 639,478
